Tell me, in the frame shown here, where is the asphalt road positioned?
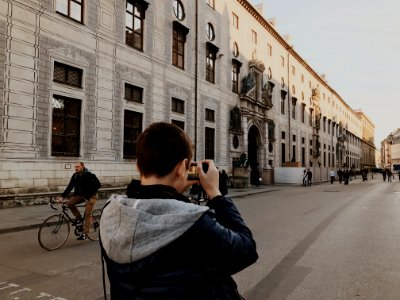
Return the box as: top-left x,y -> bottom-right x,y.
1,177 -> 399,299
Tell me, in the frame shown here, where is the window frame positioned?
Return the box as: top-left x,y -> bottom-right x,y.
206,23 -> 215,41
55,0 -> 84,23
173,0 -> 185,20
123,110 -> 143,159
126,0 -> 145,51
124,83 -> 143,103
51,95 -> 81,157
232,12 -> 239,29
206,44 -> 217,83
205,108 -> 215,122
172,25 -> 186,69
172,97 -> 185,114
205,127 -> 215,159
206,0 -> 215,9
231,61 -> 239,94
53,61 -> 83,88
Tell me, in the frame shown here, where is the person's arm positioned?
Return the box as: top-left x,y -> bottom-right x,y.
62,174 -> 76,198
191,195 -> 258,275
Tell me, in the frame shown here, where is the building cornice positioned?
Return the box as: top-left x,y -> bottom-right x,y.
237,0 -> 360,117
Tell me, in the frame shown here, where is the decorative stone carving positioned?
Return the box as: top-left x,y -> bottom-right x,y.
267,119 -> 275,140
241,72 -> 255,95
230,106 -> 242,132
48,47 -> 90,67
261,81 -> 274,109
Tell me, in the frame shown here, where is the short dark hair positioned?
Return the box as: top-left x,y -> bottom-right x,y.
136,122 -> 193,177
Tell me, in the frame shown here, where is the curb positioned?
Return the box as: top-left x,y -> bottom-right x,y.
0,188 -> 280,235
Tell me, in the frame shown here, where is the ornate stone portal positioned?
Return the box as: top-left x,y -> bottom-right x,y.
230,60 -> 274,185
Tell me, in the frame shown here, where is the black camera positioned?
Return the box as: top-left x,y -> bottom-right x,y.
187,162 -> 209,180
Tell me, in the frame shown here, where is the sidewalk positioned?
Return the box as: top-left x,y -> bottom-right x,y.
0,185 -> 279,235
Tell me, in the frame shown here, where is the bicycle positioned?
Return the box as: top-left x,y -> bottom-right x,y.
38,199 -> 102,251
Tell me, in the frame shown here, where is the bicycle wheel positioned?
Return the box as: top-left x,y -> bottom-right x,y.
87,209 -> 101,241
38,214 -> 70,251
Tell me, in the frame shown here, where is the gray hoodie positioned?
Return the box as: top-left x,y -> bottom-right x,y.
100,194 -> 209,264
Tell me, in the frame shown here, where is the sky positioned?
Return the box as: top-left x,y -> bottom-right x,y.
253,0 -> 400,147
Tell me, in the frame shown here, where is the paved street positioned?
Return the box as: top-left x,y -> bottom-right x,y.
1,177 -> 400,299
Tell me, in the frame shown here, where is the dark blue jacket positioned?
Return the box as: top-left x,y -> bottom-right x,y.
100,184 -> 258,299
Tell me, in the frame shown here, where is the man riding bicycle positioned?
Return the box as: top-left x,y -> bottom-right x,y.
58,162 -> 101,240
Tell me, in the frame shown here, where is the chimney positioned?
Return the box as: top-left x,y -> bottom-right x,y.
268,17 -> 276,27
253,3 -> 264,16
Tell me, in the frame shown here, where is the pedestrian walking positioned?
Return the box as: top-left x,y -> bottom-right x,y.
307,169 -> 313,186
337,169 -> 343,184
302,169 -> 308,186
329,169 -> 336,184
344,170 -> 349,185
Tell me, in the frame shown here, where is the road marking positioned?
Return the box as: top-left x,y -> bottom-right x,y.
0,282 -> 66,300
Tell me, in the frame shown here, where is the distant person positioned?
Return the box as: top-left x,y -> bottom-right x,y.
329,169 -> 336,184
398,170 -> 400,181
250,165 -> 261,187
344,170 -> 349,185
307,169 -> 313,186
388,170 -> 392,182
302,169 -> 308,186
337,169 -> 343,184
382,169 -> 387,181
58,162 -> 101,240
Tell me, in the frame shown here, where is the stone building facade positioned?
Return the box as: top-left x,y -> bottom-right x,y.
0,0 -> 374,195
381,128 -> 400,171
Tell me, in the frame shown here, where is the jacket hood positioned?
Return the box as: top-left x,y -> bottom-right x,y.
100,194 -> 209,264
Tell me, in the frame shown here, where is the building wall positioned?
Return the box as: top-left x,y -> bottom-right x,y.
0,0 -> 374,194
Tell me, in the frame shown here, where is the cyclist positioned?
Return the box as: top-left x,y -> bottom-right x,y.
58,162 -> 101,240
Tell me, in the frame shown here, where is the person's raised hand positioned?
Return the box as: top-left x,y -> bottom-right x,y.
198,160 -> 221,200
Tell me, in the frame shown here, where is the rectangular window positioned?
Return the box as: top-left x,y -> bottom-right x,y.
205,108 -> 215,122
126,0 -> 145,51
281,56 -> 285,67
232,12 -> 239,29
281,143 -> 286,164
123,110 -> 142,159
206,0 -> 215,9
172,97 -> 184,113
281,131 -> 285,139
172,119 -> 184,130
302,147 -> 305,166
172,25 -> 186,69
293,135 -> 296,142
292,145 -> 296,162
124,83 -> 143,103
205,127 -> 215,159
251,30 -> 257,44
53,61 -> 82,88
51,95 -> 81,156
56,0 -> 83,23
301,104 -> 305,123
267,43 -> 272,56
292,100 -> 296,119
206,44 -> 216,83
309,108 -> 313,126
302,137 -> 305,144
281,97 -> 285,114
291,65 -> 295,76
231,62 -> 240,93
